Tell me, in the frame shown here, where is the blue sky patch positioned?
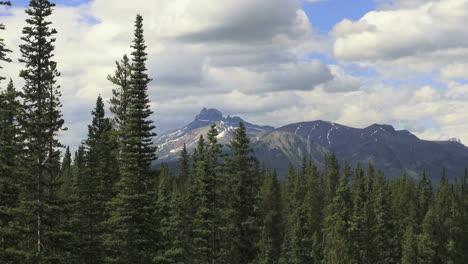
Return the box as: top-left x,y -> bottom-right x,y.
302,0 -> 376,33
12,0 -> 91,7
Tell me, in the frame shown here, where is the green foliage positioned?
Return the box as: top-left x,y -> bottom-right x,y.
0,80 -> 22,263
323,167 -> 353,264
103,15 -> 157,264
17,0 -> 68,262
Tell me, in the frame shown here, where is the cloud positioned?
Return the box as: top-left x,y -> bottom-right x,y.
333,0 -> 468,68
0,0 -> 345,151
2,0 -> 467,152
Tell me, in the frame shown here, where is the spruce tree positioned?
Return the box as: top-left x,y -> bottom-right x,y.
74,96 -> 117,263
401,226 -> 418,264
371,171 -> 397,263
0,79 -> 22,263
108,54 -> 132,140
449,171 -> 468,263
190,124 -> 230,263
155,165 -> 189,264
227,122 -> 260,264
418,174 -> 453,264
0,1 -> 11,82
257,170 -> 282,264
104,14 -> 157,264
18,0 -> 67,261
417,169 -> 433,227
323,168 -> 353,264
178,143 -> 190,183
323,154 -> 340,206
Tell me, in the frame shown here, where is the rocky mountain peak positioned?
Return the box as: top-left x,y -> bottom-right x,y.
195,108 -> 223,122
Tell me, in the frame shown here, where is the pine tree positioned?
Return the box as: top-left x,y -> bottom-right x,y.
0,1 -> 11,82
257,170 -> 282,264
178,143 -> 190,183
401,226 -> 418,264
417,169 -> 433,227
227,122 -> 260,264
17,0 -> 67,261
371,171 -> 397,263
103,14 -> 157,264
190,124 -> 230,263
349,164 -> 371,263
0,79 -> 22,263
108,54 -> 132,142
323,167 -> 353,264
418,173 -> 453,264
390,173 -> 418,259
301,159 -> 324,263
324,154 -> 340,206
449,170 -> 468,263
74,96 -> 117,263
279,205 -> 313,264
155,165 -> 189,264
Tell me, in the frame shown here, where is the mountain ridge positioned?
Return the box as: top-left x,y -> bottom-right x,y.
154,108 -> 468,181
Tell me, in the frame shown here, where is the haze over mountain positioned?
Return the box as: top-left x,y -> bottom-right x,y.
155,108 -> 468,181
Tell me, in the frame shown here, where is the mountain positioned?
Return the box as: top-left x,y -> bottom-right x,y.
154,108 -> 274,162
155,108 -> 468,182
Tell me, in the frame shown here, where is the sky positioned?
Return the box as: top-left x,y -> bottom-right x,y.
2,0 -> 468,150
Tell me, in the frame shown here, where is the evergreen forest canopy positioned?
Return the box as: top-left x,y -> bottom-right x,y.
0,0 -> 467,263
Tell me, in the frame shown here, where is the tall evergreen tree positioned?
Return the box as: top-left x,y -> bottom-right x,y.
108,54 -> 132,139
178,143 -> 190,183
0,1 -> 11,82
257,170 -> 282,264
190,124 -> 230,263
418,174 -> 453,264
371,171 -> 397,263
18,0 -> 67,261
104,14 -> 157,264
401,226 -> 418,264
323,154 -> 340,206
323,167 -> 353,264
227,122 -> 260,264
417,169 -> 433,227
0,79 -> 22,263
74,96 -> 117,263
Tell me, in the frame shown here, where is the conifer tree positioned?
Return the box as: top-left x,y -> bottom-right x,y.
257,170 -> 282,264
0,79 -> 22,262
104,14 -> 157,264
178,143 -> 190,183
371,171 -> 397,263
0,1 -> 11,82
18,0 -> 67,261
323,154 -> 340,206
75,96 -> 117,263
227,122 -> 260,264
417,169 -> 433,226
190,124 -> 230,263
401,226 -> 418,264
449,170 -> 468,263
418,174 -> 453,264
155,165 -> 189,264
108,54 -> 132,142
323,168 -> 353,264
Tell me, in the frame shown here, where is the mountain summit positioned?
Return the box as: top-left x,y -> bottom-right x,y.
195,108 -> 223,122
155,109 -> 468,181
154,108 -> 274,161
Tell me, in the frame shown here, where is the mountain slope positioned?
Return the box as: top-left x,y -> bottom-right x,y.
155,108 -> 468,181
154,108 -> 273,162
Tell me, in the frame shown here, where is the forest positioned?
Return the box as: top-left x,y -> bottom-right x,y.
0,0 -> 467,263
